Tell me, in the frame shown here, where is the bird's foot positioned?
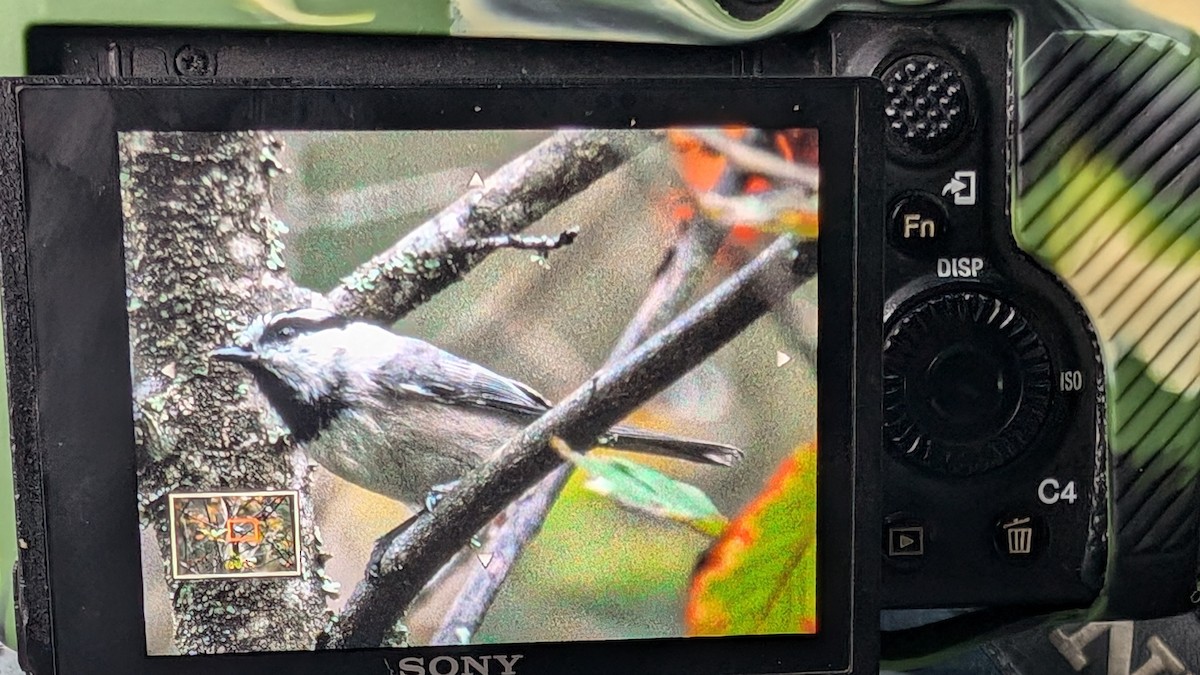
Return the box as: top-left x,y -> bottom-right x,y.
424,480 -> 461,512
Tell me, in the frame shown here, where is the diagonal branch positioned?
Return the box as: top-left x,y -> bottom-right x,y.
325,130 -> 657,323
429,216 -> 728,645
325,235 -> 815,649
606,218 -> 730,364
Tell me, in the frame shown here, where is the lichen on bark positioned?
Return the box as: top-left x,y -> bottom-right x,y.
121,131 -> 326,654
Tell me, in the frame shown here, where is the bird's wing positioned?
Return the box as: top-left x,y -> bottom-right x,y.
380,338 -> 552,417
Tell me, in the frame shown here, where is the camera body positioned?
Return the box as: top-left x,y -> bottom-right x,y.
34,0 -> 1199,619
3,0 -> 1199,672
842,13 -> 1111,612
834,8 -> 1199,621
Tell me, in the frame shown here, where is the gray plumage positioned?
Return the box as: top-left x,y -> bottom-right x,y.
212,307 -> 743,509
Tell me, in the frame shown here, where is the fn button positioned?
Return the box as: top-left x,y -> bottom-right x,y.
890,193 -> 950,256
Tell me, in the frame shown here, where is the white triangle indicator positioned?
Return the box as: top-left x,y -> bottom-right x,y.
776,351 -> 792,368
468,172 -> 485,189
477,553 -> 494,569
900,535 -> 914,549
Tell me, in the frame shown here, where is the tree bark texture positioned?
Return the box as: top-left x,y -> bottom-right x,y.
122,131 -> 327,654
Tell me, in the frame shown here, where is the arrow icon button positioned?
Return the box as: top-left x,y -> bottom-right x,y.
941,170 -> 977,206
887,524 -> 925,558
941,178 -> 967,197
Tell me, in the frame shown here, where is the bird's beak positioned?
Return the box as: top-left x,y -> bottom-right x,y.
210,346 -> 257,364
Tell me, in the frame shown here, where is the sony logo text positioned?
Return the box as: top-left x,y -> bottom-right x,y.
388,655 -> 524,675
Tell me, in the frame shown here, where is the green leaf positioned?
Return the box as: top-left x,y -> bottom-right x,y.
564,451 -> 726,537
686,443 -> 817,636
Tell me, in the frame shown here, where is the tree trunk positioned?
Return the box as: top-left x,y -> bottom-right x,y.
121,131 -> 327,654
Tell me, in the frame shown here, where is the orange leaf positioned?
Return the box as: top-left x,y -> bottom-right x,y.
685,443 -> 818,636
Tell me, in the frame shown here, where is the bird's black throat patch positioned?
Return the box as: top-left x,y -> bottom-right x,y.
242,364 -> 347,443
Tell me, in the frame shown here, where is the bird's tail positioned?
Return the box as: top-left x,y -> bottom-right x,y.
600,425 -> 743,467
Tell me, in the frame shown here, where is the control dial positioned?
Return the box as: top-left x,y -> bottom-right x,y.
883,292 -> 1053,476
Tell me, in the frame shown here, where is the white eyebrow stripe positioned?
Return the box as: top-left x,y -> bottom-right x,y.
268,307 -> 338,325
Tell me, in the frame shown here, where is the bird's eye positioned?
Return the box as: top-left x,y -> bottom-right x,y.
279,326 -> 296,339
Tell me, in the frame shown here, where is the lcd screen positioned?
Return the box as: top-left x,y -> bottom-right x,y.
121,127 -> 820,655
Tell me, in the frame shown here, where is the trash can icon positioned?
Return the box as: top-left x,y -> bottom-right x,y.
1003,517 -> 1033,555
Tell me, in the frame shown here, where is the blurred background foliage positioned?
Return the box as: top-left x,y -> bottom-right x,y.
0,0 -> 1198,653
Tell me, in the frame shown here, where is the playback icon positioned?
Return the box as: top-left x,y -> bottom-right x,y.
887,523 -> 925,558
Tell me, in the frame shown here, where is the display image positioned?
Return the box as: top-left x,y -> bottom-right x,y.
122,127 -> 820,655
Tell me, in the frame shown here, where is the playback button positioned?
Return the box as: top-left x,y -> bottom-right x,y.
884,513 -> 927,567
890,527 -> 924,556
890,193 -> 951,257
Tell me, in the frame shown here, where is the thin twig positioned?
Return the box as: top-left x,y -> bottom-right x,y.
689,130 -> 819,191
428,475 -> 565,645
696,188 -> 819,231
429,216 -> 726,645
325,130 -> 657,323
325,235 -> 814,649
607,218 -> 729,362
457,227 -> 579,255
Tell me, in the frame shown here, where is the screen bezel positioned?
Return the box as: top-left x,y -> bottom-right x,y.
8,80 -> 880,675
